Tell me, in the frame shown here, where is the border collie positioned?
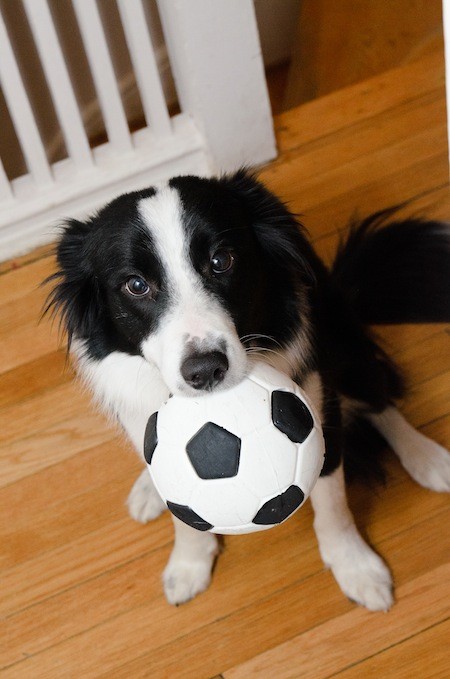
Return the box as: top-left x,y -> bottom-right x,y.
46,171 -> 450,610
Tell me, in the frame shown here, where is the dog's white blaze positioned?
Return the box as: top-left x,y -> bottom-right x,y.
138,185 -> 247,394
138,185 -> 195,306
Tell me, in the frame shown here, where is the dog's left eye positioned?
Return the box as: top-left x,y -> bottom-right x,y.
211,249 -> 234,274
124,276 -> 150,297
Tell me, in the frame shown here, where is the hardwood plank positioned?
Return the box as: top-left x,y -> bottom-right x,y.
0,493 -> 315,616
1,521 -> 318,668
0,244 -> 54,276
3,477 -> 448,674
223,564 -> 449,679
3,510 -> 448,678
0,319 -> 61,375
277,49 -> 444,153
401,369 -> 450,428
0,257 -> 62,374
1,440 -> 447,610
1,548 -> 169,669
333,618 -> 450,678
0,381 -> 89,446
0,283 -> 50,335
0,255 -> 55,306
374,324 -> 449,360
0,424 -> 446,620
391,330 -> 450,386
306,155 -> 447,245
0,439 -> 138,533
421,411 -> 450,444
1,48 -> 449,679
101,513 -> 450,679
311,183 -> 450,267
262,129 -> 448,242
0,411 -> 114,487
0,351 -> 71,410
0,514 -> 171,619
0,475 -> 132,572
279,88 -> 445,175
265,94 -> 446,206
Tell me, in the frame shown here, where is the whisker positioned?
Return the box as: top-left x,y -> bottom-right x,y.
240,333 -> 283,349
245,346 -> 296,374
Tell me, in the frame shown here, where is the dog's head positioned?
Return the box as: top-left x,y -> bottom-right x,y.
46,171 -> 315,395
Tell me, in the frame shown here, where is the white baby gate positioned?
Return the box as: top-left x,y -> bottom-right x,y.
0,0 -> 276,261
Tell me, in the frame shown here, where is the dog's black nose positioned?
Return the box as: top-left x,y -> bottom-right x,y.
181,351 -> 229,390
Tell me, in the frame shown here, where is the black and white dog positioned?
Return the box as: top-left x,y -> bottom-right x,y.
46,171 -> 450,610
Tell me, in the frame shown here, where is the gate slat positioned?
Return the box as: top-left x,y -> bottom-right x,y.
0,9 -> 52,187
22,0 -> 93,171
117,0 -> 172,137
0,160 -> 14,202
72,0 -> 133,154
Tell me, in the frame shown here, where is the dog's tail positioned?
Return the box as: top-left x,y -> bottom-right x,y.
330,209 -> 450,484
331,208 -> 450,325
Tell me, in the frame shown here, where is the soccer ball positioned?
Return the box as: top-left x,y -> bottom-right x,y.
144,362 -> 325,535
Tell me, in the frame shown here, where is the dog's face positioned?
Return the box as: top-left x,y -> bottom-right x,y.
48,172 -> 314,395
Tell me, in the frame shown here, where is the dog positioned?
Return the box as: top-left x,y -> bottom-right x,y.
45,170 -> 450,610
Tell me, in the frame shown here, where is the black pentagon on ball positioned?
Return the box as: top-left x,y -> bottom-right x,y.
253,485 -> 304,525
144,412 -> 158,464
186,422 -> 241,479
166,501 -> 213,531
271,390 -> 314,443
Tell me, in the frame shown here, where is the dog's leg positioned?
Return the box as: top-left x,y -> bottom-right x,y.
74,347 -> 172,521
369,407 -> 450,492
310,464 -> 393,611
127,468 -> 167,523
122,409 -> 168,523
163,518 -> 219,605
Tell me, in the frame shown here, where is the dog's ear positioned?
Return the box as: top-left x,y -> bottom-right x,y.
220,170 -> 316,284
43,218 -> 102,349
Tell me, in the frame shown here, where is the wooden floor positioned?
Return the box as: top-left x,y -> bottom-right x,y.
1,47 -> 450,678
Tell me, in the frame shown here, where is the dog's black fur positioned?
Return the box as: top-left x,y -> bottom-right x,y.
44,170 -> 450,610
46,171 -> 450,483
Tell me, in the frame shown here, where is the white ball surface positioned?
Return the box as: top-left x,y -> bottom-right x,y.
144,362 -> 325,535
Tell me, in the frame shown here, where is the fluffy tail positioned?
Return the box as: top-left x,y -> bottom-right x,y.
330,209 -> 450,484
331,208 -> 450,325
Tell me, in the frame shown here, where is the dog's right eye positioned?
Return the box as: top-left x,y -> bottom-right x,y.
124,276 -> 150,297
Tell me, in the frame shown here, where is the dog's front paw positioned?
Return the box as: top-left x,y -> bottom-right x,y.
369,409 -> 450,493
162,532 -> 219,606
405,435 -> 450,493
327,535 -> 393,612
163,558 -> 214,606
333,557 -> 393,612
127,469 -> 166,523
